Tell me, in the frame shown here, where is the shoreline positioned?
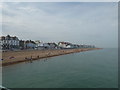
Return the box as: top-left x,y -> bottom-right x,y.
1,48 -> 101,67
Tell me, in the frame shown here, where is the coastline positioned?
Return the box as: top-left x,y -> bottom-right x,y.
1,48 -> 101,66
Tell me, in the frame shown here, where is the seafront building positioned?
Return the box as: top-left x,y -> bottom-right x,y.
43,43 -> 58,49
0,35 -> 95,50
35,40 -> 41,47
35,42 -> 58,50
25,40 -> 36,49
58,42 -> 75,49
19,40 -> 26,49
0,35 -> 19,50
58,42 -> 80,49
58,42 -> 95,49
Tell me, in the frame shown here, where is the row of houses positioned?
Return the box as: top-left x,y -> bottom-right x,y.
0,35 -> 95,50
0,35 -> 59,50
58,42 -> 95,49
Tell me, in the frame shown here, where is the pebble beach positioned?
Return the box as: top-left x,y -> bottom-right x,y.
1,48 -> 100,66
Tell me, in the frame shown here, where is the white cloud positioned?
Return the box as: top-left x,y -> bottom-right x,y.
2,2 -> 118,48
1,0 -> 119,2
18,6 -> 39,12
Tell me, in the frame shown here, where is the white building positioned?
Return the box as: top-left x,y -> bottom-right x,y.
58,42 -> 81,49
58,42 -> 73,49
0,35 -> 19,50
35,40 -> 41,47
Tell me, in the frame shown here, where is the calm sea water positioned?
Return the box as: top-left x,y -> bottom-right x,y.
2,48 -> 118,88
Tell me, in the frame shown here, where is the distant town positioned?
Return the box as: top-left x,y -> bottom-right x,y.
0,35 -> 95,51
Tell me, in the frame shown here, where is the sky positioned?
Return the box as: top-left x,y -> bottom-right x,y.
1,2 -> 118,48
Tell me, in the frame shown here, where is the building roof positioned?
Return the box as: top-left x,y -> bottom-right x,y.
0,35 -> 19,40
59,42 -> 72,45
0,36 -> 5,40
26,40 -> 36,44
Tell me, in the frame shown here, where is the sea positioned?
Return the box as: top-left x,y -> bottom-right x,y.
2,48 -> 118,88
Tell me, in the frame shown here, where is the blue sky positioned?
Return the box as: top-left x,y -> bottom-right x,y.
1,2 -> 118,48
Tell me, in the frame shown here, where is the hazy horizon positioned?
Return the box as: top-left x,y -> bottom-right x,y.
1,2 -> 118,48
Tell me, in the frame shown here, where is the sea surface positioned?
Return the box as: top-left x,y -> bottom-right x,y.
2,48 -> 118,88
